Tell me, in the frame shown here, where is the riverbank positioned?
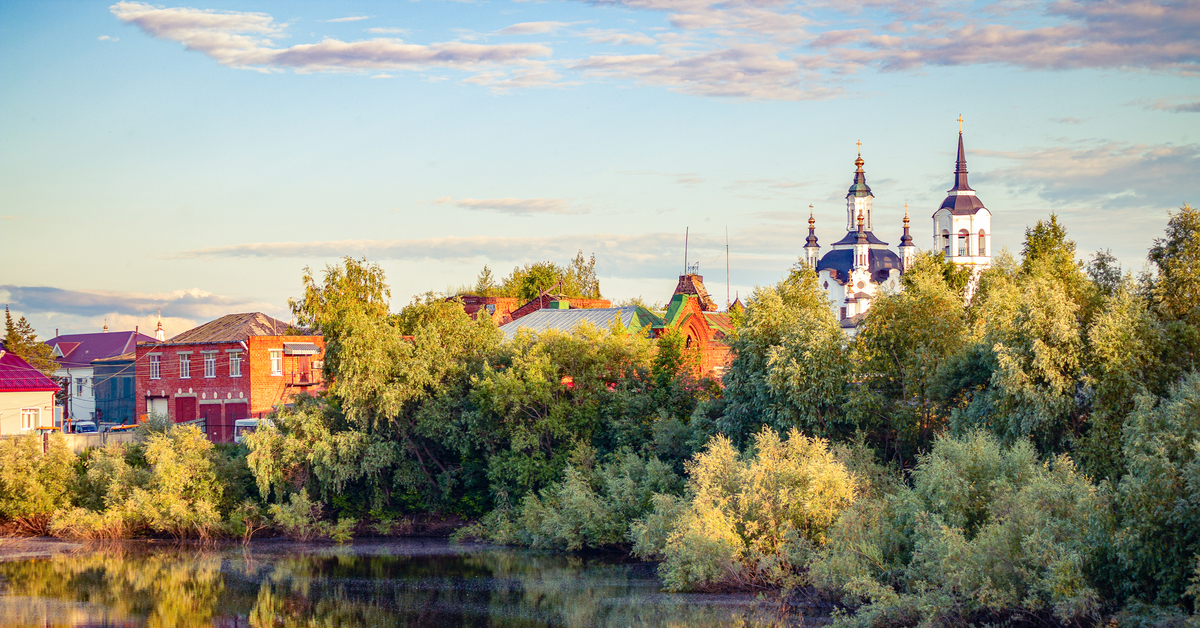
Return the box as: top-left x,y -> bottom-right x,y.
0,538 -> 82,562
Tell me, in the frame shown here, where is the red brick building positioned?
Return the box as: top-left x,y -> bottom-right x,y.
456,294 -> 612,325
135,313 -> 324,443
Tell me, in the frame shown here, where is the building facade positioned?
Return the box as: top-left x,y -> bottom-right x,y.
0,350 -> 58,435
45,329 -> 156,428
134,313 -> 324,443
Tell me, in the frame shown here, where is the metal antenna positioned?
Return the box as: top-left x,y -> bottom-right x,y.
725,227 -> 730,309
684,227 -> 689,274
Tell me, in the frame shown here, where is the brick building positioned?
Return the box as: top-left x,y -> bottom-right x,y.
456,294 -> 612,325
135,313 -> 324,443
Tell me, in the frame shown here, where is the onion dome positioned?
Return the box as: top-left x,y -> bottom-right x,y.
805,204 -> 819,247
900,203 -> 914,246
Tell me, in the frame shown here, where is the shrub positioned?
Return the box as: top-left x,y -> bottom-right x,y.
632,427 -> 856,592
0,433 -> 76,533
269,491 -> 357,543
515,447 -> 682,550
812,430 -> 1107,626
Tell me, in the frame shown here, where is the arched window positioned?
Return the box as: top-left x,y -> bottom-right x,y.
942,229 -> 951,256
685,335 -> 692,349
978,229 -> 987,256
957,229 -> 969,257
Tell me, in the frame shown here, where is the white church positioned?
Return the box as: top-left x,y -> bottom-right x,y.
804,128 -> 993,329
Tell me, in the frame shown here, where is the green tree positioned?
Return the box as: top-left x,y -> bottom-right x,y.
850,255 -> 968,463
0,434 -> 75,533
719,261 -> 849,444
1147,203 -> 1200,377
2,305 -> 57,375
289,257 -> 391,382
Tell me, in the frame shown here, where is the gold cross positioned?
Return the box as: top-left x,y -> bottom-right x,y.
957,115 -> 964,133
856,139 -> 862,155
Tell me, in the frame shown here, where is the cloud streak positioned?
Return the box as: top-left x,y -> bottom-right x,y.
111,2 -> 551,79
433,196 -> 588,215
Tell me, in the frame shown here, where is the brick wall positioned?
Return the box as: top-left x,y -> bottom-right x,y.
134,335 -> 324,443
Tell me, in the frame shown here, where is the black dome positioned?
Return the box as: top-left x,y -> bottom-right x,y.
816,247 -> 903,284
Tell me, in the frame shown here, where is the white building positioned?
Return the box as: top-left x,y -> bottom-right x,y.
805,130 -> 992,329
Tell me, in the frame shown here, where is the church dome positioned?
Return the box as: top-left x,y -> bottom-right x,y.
816,247 -> 903,284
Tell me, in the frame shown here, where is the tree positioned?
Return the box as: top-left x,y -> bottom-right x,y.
719,261 -> 849,444
1147,204 -> 1200,376
473,265 -> 498,297
851,256 -> 969,463
289,257 -> 390,383
2,305 -> 57,375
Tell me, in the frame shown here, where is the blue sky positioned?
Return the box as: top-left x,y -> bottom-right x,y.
1,0 -> 1197,338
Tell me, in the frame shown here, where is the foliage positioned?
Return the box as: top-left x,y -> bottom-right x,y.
268,491 -> 357,543
1111,372 -> 1200,607
2,304 -> 57,375
812,430 -> 1107,627
720,261 -> 850,444
900,249 -> 972,295
850,254 -> 968,464
51,425 -> 225,540
0,434 -> 75,533
485,447 -> 682,550
463,251 -> 603,301
632,427 -> 856,592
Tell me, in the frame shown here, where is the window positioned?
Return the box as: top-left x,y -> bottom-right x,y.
978,230 -> 987,256
21,408 -> 39,430
270,349 -> 283,376
180,353 -> 191,379
957,229 -> 969,257
229,351 -> 243,377
204,353 -> 216,378
150,355 -> 161,380
76,378 -> 84,396
942,229 -> 951,255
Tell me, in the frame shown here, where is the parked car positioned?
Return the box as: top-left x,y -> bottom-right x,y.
234,418 -> 272,443
73,421 -> 98,433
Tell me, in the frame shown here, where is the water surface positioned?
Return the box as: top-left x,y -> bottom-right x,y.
0,539 -> 811,627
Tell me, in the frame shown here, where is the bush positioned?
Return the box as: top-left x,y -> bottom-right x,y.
812,431 -> 1107,627
0,433 -> 76,533
632,427 -> 856,591
269,491 -> 357,543
513,447 -> 682,550
50,425 -> 224,540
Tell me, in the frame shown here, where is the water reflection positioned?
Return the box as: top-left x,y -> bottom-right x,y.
0,540 -> 811,627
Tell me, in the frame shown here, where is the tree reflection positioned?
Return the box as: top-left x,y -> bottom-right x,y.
0,542 -> 804,628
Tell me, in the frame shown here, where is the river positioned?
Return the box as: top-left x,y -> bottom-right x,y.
0,539 -> 815,627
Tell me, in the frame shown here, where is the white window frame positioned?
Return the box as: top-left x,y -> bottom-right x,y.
203,352 -> 216,378
229,351 -> 243,378
179,353 -> 191,379
20,408 -> 39,430
149,354 -> 161,380
269,349 -> 283,376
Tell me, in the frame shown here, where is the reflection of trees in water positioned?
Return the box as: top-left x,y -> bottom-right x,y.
0,544 -> 800,628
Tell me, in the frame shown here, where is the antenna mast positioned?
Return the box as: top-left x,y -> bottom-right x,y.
725,227 -> 730,309
684,227 -> 689,274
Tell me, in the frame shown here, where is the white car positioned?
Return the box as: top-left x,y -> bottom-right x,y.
234,418 -> 273,443
73,421 -> 98,434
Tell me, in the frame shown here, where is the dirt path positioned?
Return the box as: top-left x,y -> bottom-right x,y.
0,538 -> 83,562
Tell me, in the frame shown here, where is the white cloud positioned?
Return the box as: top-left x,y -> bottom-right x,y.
976,141 -> 1200,209
497,21 -> 572,35
326,16 -> 372,23
432,196 -> 587,214
579,29 -> 657,46
111,2 -> 552,77
366,27 -> 408,34
98,35 -> 120,41
370,73 -> 394,79
0,285 -> 281,339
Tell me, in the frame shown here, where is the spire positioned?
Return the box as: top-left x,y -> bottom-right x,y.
805,204 -> 819,247
854,139 -> 864,172
103,318 -> 108,333
900,202 -> 913,246
951,119 -> 973,192
155,309 -> 165,342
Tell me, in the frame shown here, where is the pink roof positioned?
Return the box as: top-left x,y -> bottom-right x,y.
45,331 -> 157,368
0,351 -> 59,392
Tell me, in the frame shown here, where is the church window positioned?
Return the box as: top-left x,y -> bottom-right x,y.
942,230 -> 951,255
840,307 -> 846,319
957,229 -> 969,257
978,230 -> 986,256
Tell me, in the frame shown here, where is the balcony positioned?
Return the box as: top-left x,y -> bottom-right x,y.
286,369 -> 324,387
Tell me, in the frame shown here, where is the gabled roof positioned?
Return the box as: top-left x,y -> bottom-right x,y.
45,331 -> 156,368
499,306 -> 659,340
0,350 -> 59,392
163,313 -> 293,345
703,312 -> 735,337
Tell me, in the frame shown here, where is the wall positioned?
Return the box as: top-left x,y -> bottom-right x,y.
0,390 -> 56,435
93,360 -> 137,425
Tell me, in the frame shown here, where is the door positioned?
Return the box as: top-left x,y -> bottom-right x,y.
148,397 -> 168,420
201,404 -> 226,443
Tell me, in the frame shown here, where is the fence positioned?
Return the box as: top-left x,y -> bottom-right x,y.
62,431 -> 135,453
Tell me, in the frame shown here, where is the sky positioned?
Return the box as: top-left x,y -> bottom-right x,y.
1,0 -> 1197,339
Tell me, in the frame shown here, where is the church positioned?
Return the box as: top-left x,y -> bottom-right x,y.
804,127 -> 993,330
